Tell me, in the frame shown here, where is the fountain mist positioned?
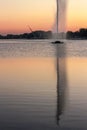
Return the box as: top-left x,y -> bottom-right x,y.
57,0 -> 67,33
53,0 -> 67,38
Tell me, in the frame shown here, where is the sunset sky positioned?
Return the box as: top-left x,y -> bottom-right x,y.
0,0 -> 87,34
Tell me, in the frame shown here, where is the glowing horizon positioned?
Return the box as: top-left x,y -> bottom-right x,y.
0,0 -> 87,34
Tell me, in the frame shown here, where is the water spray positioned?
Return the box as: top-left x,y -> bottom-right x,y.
57,0 -> 58,34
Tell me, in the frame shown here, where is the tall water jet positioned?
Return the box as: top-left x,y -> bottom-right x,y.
53,0 -> 67,39
56,0 -> 58,34
58,0 -> 67,33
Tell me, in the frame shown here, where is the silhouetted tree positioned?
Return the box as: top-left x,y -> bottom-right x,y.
67,28 -> 87,39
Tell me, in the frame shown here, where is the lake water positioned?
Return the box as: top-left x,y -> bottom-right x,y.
0,39 -> 87,130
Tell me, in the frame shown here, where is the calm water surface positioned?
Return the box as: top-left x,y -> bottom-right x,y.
0,40 -> 87,130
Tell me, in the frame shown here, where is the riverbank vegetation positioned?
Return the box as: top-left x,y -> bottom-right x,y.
0,28 -> 87,39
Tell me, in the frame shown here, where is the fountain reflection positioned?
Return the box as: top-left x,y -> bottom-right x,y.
56,44 -> 67,125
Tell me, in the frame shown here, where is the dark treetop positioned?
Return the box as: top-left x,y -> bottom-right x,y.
0,28 -> 87,39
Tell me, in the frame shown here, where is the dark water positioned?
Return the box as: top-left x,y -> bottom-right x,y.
0,39 -> 87,130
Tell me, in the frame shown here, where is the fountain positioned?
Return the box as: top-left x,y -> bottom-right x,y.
52,0 -> 66,44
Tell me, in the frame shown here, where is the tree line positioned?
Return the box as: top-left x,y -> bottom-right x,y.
0,31 -> 52,39
0,28 -> 87,39
66,28 -> 87,39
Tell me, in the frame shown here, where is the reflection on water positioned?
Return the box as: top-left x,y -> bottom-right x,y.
60,58 -> 87,129
56,58 -> 67,126
56,58 -> 87,129
0,40 -> 87,129
56,42 -> 67,126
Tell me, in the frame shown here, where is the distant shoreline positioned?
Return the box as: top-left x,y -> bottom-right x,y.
0,28 -> 87,40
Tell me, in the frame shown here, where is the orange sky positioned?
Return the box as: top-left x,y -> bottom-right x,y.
0,0 -> 87,34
